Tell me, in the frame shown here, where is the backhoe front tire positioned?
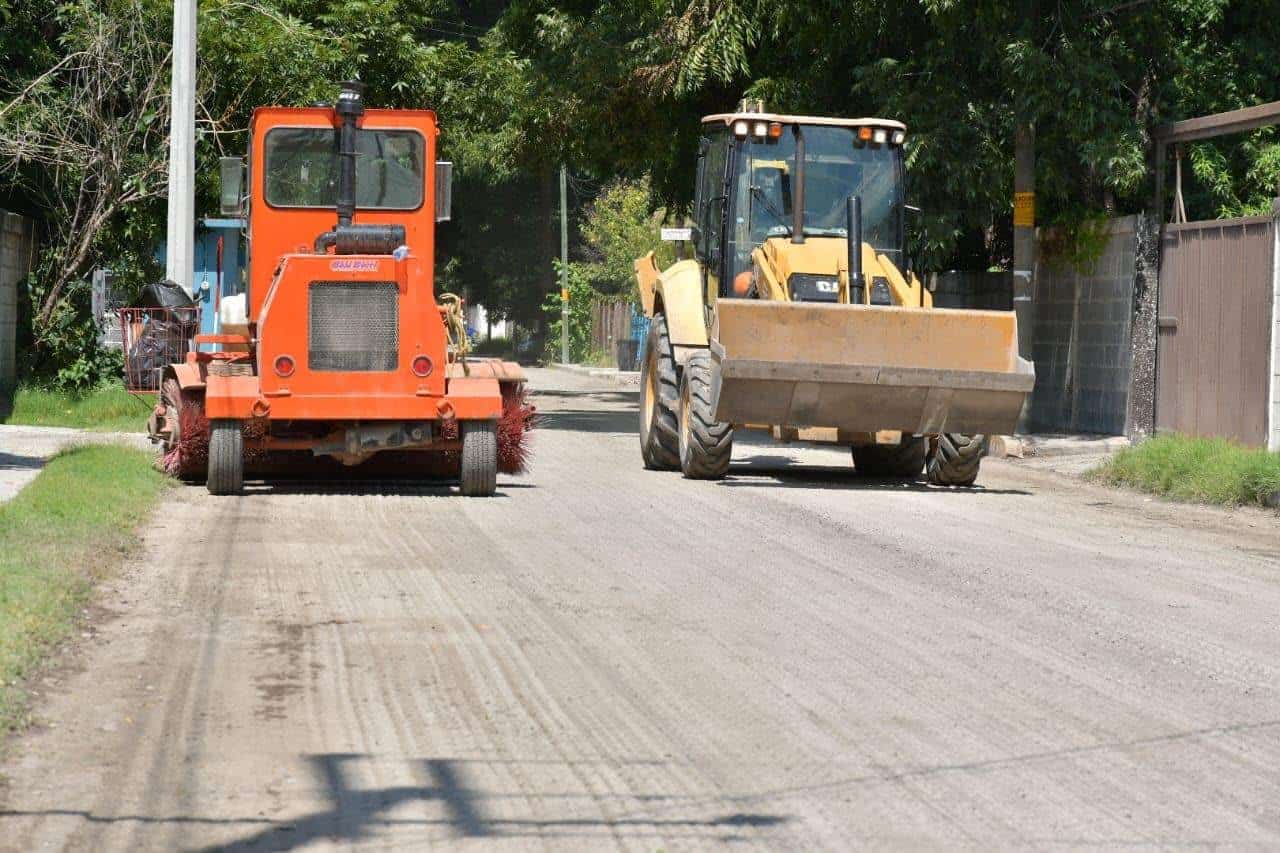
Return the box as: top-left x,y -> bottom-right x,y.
678,351 -> 733,480
207,419 -> 244,495
852,435 -> 927,478
461,419 -> 498,497
639,314 -> 680,470
926,433 -> 986,487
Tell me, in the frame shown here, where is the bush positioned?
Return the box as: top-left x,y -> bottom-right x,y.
1088,434 -> 1280,508
471,336 -> 514,358
542,260 -> 601,363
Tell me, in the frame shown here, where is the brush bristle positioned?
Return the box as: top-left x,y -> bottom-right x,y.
498,381 -> 537,474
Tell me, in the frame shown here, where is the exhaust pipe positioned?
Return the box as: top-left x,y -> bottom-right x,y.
847,195 -> 865,304
334,81 -> 365,228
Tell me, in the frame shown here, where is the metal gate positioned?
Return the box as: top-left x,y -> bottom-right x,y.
1156,216 -> 1274,445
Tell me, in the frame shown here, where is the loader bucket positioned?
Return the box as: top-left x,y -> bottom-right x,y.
710,300 -> 1035,435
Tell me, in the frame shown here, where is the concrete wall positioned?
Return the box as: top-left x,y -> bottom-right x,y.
1028,215 -> 1139,435
0,211 -> 37,414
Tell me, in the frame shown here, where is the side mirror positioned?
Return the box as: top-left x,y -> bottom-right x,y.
435,161 -> 453,222
219,157 -> 245,216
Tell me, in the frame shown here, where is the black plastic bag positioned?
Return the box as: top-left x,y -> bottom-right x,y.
138,279 -> 196,310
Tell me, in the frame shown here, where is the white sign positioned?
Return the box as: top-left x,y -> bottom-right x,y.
661,227 -> 692,241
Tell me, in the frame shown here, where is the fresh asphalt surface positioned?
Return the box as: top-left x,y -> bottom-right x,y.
2,367 -> 1279,850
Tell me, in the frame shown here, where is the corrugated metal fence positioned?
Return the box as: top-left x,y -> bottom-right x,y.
590,300 -> 645,369
1156,216 -> 1275,446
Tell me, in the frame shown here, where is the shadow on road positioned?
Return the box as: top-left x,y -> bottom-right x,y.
720,465 -> 1031,496
535,408 -> 636,435
0,754 -> 789,848
239,480 -> 535,497
0,451 -> 45,472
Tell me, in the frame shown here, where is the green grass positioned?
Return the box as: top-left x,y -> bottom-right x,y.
0,445 -> 168,741
1088,434 -> 1280,509
5,383 -> 151,432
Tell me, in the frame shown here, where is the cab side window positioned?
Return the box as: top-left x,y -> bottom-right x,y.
695,130 -> 729,291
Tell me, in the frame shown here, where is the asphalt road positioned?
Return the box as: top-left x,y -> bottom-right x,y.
2,367 -> 1279,850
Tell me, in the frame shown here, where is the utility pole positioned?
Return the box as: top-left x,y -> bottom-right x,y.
165,0 -> 197,296
1012,122 -> 1035,362
559,164 -> 569,364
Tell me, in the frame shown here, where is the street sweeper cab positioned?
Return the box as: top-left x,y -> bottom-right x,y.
149,82 -> 532,495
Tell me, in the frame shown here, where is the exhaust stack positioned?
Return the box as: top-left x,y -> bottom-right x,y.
335,80 -> 364,228
846,195 -> 865,304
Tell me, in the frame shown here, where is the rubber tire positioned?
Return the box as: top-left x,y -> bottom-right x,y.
207,419 -> 244,495
678,350 -> 733,480
460,419 -> 498,497
638,314 -> 680,470
926,433 -> 986,487
852,435 -> 928,478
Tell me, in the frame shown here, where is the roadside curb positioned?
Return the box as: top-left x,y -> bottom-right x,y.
548,363 -> 640,387
992,434 -> 1130,459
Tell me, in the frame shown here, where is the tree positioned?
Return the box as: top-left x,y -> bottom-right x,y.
0,0 -> 176,329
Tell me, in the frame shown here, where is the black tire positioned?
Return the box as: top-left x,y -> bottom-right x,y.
460,419 -> 498,496
852,435 -> 927,478
207,419 -> 244,495
678,350 -> 733,480
639,314 -> 680,470
926,433 -> 986,487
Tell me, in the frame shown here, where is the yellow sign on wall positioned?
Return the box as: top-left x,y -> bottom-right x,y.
1013,191 -> 1035,228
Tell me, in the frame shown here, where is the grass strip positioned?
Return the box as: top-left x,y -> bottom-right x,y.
1088,434 -> 1280,509
6,384 -> 151,432
0,444 -> 168,743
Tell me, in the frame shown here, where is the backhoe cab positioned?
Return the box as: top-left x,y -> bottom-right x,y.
635,108 -> 1034,485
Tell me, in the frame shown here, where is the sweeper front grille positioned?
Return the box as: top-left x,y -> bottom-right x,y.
308,281 -> 399,371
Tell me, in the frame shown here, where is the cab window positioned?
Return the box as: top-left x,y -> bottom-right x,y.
263,127 -> 425,210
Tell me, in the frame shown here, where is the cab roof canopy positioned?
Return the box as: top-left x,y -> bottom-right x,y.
702,113 -> 907,132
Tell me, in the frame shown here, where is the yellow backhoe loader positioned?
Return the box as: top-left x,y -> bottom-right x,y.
635,107 -> 1035,485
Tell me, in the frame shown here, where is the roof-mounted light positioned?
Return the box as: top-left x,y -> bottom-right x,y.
753,121 -> 768,138
873,128 -> 888,145
892,130 -> 906,145
733,119 -> 750,137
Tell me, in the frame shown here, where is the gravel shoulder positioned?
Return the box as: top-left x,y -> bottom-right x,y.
1,368 -> 1278,850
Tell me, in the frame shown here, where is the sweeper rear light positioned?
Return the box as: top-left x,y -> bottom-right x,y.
411,354 -> 434,377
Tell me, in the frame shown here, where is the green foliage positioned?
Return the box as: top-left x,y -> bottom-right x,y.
1039,212 -> 1113,275
1089,435 -> 1280,509
470,336 -> 514,358
0,445 -> 168,739
576,176 -> 674,298
542,260 -> 603,363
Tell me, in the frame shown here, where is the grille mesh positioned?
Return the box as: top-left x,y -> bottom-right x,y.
308,281 -> 399,371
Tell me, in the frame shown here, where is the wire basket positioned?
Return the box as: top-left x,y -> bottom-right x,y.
119,306 -> 201,392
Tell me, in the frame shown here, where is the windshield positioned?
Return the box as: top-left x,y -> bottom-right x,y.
263,127 -> 425,210
728,125 -> 903,278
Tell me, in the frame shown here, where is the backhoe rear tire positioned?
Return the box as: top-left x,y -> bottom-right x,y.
852,435 -> 927,478
678,351 -> 733,480
926,433 -> 986,487
639,314 -> 680,470
461,419 -> 498,497
207,419 -> 244,495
